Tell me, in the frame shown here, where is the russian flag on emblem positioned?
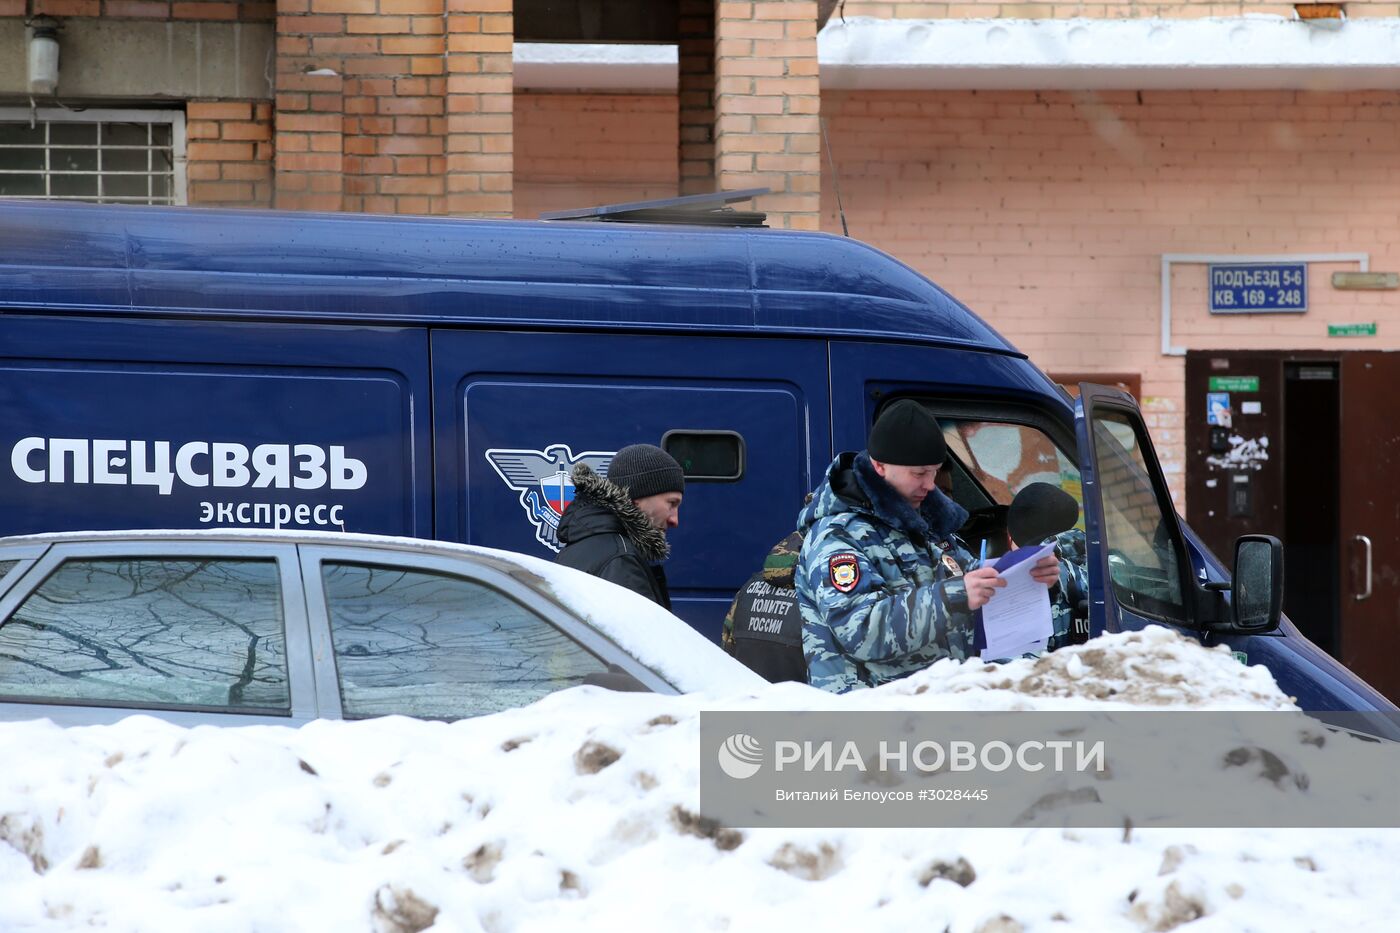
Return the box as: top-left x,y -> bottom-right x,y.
539,470 -> 575,515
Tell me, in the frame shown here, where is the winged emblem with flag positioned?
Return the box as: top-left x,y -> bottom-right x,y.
484,444 -> 616,551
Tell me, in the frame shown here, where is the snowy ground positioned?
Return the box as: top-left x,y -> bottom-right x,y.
2,628 -> 1397,932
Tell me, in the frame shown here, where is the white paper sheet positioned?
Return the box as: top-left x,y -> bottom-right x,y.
979,542 -> 1055,661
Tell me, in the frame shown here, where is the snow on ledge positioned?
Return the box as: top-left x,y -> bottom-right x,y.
515,42 -> 678,91
821,16 -> 1400,90
516,17 -> 1400,92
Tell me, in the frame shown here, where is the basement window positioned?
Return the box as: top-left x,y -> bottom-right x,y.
0,108 -> 185,205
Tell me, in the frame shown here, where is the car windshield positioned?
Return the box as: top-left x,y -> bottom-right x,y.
939,417 -> 1084,524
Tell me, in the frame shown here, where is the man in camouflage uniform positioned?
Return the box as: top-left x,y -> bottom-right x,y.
721,530 -> 807,683
796,400 -> 1061,693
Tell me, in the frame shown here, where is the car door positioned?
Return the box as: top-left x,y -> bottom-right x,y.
296,543 -> 676,721
1075,384 -> 1395,711
0,539 -> 314,726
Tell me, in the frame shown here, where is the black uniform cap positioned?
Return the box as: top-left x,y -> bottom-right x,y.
1008,482 -> 1080,547
868,399 -> 948,466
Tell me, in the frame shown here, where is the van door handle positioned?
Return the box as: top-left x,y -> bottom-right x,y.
1355,534 -> 1373,602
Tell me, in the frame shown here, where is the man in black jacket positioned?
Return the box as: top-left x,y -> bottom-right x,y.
555,444 -> 685,609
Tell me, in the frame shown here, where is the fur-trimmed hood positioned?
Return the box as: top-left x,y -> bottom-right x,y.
556,462 -> 670,563
797,452 -> 968,546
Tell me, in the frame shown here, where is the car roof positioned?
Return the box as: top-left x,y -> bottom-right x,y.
0,199 -> 1020,356
1,527 -> 538,581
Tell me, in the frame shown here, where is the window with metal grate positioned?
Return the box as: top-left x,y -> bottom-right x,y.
0,108 -> 185,205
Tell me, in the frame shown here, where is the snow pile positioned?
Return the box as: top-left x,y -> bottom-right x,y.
883,626 -> 1296,711
2,629 -> 1398,932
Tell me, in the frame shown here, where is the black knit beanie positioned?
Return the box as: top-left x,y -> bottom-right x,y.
867,399 -> 947,466
607,444 -> 685,499
1008,482 -> 1080,547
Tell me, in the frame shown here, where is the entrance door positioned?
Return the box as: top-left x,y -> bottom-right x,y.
1337,353 -> 1400,698
1186,349 -> 1400,702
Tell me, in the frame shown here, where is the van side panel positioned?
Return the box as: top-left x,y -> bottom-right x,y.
431,330 -> 831,639
0,316 -> 431,537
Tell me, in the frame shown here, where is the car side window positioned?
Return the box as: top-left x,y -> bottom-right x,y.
0,558 -> 289,712
321,562 -> 612,720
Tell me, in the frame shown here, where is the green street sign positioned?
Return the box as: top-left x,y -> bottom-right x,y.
1209,376 -> 1259,392
1328,322 -> 1377,338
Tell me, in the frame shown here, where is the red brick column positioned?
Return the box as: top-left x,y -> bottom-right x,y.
678,0 -> 716,195
274,1 -> 347,211
341,0 -> 448,214
274,0 -> 451,214
714,0 -> 820,230
187,101 -> 274,207
445,0 -> 513,217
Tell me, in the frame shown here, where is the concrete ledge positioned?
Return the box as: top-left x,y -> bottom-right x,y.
0,20 -> 273,100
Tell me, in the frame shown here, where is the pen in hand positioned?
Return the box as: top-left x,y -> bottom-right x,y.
979,538 -> 987,564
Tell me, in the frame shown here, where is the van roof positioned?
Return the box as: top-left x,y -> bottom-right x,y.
0,199 -> 1019,355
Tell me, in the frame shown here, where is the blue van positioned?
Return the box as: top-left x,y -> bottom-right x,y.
0,197 -> 1393,714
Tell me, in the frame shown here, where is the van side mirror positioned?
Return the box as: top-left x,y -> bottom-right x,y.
1231,534 -> 1283,633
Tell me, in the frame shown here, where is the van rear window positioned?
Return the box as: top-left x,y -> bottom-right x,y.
663,431 -> 744,481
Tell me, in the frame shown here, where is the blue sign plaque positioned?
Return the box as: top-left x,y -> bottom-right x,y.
1209,263 -> 1307,313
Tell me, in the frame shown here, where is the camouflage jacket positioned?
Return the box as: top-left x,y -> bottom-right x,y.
1046,529 -> 1090,650
795,452 -> 976,693
984,529 -> 1089,659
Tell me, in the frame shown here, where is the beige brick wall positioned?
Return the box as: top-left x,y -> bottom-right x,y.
834,2 -> 1396,20
820,89 -> 1400,504
715,0 -> 822,230
514,93 -> 679,219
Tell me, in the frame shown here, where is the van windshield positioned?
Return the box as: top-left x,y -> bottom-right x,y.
938,418 -> 1084,529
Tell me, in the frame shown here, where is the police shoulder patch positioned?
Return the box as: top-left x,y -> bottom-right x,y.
829,553 -> 861,593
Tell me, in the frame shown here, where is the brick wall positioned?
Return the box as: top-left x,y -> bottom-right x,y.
0,1 -> 510,215
187,100 -> 275,206
715,0 -> 821,230
834,2 -> 1394,20
514,93 -> 678,219
821,89 -> 1400,504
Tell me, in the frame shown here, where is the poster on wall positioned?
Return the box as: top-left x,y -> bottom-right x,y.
1207,392 -> 1232,428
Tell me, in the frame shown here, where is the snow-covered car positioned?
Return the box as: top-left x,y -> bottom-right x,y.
0,530 -> 762,726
